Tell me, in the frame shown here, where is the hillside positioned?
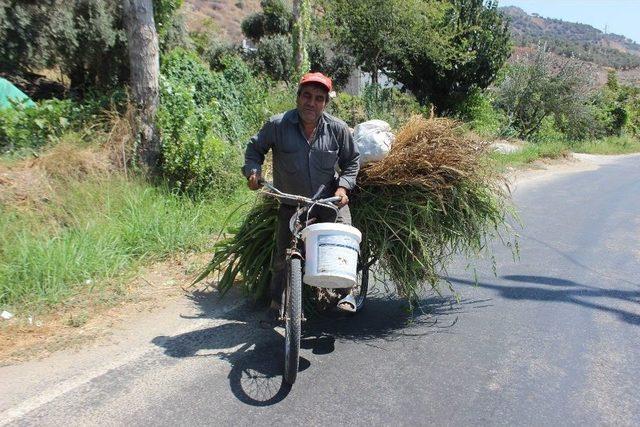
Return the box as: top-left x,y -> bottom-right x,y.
500,6 -> 640,70
183,0 -> 261,41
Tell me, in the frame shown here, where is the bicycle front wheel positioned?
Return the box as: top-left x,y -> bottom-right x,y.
284,257 -> 302,384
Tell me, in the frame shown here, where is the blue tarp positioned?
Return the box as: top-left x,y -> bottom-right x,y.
0,77 -> 36,109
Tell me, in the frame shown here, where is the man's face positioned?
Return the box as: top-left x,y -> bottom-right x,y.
296,84 -> 328,126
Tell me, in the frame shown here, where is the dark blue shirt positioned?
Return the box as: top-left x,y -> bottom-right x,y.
242,109 -> 360,202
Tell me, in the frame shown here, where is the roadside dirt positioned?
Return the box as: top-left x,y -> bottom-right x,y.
1,152 -> 638,366
0,252 -> 214,365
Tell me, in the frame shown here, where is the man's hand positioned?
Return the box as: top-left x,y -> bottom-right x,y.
247,171 -> 262,190
335,186 -> 349,208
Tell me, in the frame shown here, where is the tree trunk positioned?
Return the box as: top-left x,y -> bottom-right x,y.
292,0 -> 309,75
123,0 -> 160,171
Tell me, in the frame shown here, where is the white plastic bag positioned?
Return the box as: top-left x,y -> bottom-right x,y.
353,120 -> 394,165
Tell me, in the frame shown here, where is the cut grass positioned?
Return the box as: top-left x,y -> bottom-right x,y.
0,175 -> 252,311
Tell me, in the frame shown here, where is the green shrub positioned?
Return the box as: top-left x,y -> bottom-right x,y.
330,85 -> 425,129
531,116 -> 568,144
0,100 -> 87,152
329,93 -> 367,128
456,89 -> 506,138
159,49 -> 278,195
254,34 -> 294,82
0,90 -> 126,154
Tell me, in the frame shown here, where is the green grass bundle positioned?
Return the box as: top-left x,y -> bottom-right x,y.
353,115 -> 516,303
195,115 -> 516,305
192,197 -> 277,301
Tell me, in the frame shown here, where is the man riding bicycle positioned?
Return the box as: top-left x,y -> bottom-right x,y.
242,72 -> 360,316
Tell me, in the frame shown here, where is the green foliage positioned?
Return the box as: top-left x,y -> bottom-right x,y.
0,99 -> 105,153
254,35 -> 295,82
569,134 -> 640,155
388,0 -> 511,111
308,39 -> 356,89
0,0 -> 185,95
0,0 -> 129,94
329,0 -> 510,112
241,0 -> 292,40
241,13 -> 266,40
456,89 -> 506,138
0,0 -> 71,74
328,0 -> 409,83
494,47 -> 597,140
158,49 -> 272,195
624,86 -> 640,137
489,139 -> 569,170
329,85 -> 425,128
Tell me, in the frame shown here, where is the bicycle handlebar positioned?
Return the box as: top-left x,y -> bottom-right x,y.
258,179 -> 340,212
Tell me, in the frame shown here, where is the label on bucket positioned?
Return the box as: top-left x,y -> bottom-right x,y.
317,235 -> 359,278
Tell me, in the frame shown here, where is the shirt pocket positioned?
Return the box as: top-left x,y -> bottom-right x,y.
313,149 -> 338,171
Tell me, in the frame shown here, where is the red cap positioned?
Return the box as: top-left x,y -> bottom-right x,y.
299,72 -> 332,92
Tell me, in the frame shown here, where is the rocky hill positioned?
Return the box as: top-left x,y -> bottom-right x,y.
181,2 -> 640,86
500,6 -> 640,70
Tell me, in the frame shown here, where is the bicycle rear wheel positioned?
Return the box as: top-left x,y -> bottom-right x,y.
284,257 -> 302,384
353,262 -> 369,312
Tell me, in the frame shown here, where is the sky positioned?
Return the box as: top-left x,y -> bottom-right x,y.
498,0 -> 640,43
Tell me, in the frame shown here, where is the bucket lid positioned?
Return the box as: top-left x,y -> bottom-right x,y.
300,222 -> 362,242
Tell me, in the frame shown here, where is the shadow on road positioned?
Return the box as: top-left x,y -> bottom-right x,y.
152,290 -> 473,407
448,275 -> 640,325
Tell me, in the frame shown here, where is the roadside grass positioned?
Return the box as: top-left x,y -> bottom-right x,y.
0,174 -> 253,312
489,140 -> 569,170
569,134 -> 640,155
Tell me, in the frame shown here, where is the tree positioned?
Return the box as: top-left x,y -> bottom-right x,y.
292,0 -> 310,74
240,0 -> 292,41
386,0 -> 511,112
0,0 -> 181,96
123,0 -> 161,169
308,39 -> 355,89
255,34 -> 294,81
494,46 -> 595,139
328,0 -> 406,85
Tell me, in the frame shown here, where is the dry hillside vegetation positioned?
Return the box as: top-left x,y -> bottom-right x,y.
184,0 -> 262,41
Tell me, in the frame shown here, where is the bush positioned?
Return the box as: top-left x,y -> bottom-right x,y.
0,100 -> 98,153
254,34 -> 294,82
241,0 -> 292,40
159,49 -> 276,195
494,47 -> 598,140
308,39 -> 356,89
329,85 -> 425,129
456,89 -> 506,138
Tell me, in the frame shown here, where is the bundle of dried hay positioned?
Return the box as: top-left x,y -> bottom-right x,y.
359,115 -> 491,189
352,115 -> 515,304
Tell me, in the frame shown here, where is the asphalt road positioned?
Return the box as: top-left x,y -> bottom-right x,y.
2,154 -> 639,426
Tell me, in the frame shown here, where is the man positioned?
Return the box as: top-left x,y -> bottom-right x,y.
242,72 -> 360,315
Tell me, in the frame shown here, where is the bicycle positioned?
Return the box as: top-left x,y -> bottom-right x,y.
259,180 -> 371,384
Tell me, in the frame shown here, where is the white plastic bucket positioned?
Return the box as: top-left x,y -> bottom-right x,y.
300,223 -> 362,288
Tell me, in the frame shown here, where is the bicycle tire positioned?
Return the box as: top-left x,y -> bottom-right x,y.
353,263 -> 369,312
284,257 -> 302,384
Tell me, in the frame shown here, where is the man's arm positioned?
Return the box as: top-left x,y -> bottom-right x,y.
242,120 -> 275,189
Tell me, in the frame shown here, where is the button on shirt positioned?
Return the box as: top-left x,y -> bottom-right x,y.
242,109 -> 360,203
